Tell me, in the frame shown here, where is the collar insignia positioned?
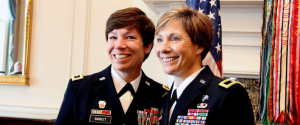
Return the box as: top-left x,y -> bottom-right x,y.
200,79 -> 206,84
99,77 -> 106,81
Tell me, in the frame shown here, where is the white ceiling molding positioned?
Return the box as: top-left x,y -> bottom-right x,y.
143,1 -> 185,13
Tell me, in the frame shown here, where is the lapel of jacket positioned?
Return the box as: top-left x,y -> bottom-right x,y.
93,65 -> 125,116
160,84 -> 174,125
126,71 -> 150,115
169,66 -> 214,124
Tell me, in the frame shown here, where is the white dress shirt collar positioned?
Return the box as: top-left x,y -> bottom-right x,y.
111,66 -> 141,93
171,66 -> 206,99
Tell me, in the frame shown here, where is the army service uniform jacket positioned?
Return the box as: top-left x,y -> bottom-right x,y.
159,66 -> 254,125
55,65 -> 168,125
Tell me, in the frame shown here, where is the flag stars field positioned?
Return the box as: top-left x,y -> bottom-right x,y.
215,43 -> 221,53
208,11 -> 215,20
209,0 -> 216,7
199,7 -> 204,13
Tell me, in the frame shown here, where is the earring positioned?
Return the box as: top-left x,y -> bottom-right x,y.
197,52 -> 200,54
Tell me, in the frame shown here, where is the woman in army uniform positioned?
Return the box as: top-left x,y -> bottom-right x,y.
155,7 -> 254,125
56,7 -> 168,125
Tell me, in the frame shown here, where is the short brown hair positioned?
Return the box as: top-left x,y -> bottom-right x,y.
155,7 -> 213,60
106,7 -> 155,61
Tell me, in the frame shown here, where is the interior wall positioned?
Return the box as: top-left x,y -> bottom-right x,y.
221,5 -> 262,78
0,0 -> 133,120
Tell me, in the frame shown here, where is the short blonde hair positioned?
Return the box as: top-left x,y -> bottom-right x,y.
156,7 -> 213,60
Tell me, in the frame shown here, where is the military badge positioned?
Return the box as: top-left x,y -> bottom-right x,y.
160,108 -> 163,115
99,77 -> 106,81
98,100 -> 106,109
200,79 -> 206,84
175,109 -> 209,124
72,74 -> 84,81
91,109 -> 111,115
162,84 -> 170,91
197,103 -> 208,108
202,95 -> 209,102
137,107 -> 160,124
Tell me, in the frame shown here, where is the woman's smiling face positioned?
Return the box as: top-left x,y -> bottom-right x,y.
107,27 -> 151,73
155,20 -> 203,78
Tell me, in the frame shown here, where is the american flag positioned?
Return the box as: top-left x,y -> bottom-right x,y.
186,0 -> 223,77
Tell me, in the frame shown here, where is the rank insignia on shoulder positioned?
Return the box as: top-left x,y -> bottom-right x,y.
145,81 -> 150,86
162,84 -> 170,91
72,74 -> 83,81
219,79 -> 245,89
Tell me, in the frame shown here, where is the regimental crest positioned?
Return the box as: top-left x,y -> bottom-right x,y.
98,100 -> 106,109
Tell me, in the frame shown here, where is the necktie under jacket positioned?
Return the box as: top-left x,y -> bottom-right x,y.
117,83 -> 135,98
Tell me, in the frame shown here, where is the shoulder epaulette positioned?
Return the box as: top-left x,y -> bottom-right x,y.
219,79 -> 245,89
162,84 -> 170,91
72,74 -> 84,81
